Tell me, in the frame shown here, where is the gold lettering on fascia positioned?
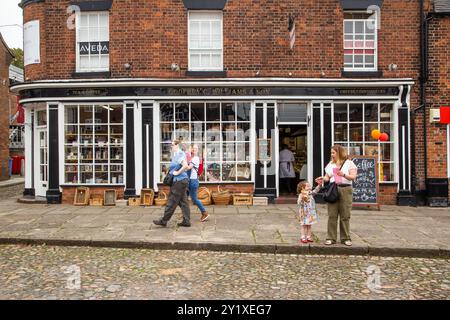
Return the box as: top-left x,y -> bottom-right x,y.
167,88 -> 271,96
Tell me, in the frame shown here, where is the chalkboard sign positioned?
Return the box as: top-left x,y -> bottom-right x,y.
350,156 -> 380,209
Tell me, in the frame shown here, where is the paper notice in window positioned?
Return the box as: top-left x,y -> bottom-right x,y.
333,167 -> 343,184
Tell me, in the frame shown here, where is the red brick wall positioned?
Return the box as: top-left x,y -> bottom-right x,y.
61,186 -> 124,204
0,42 -> 13,181
23,0 -> 435,202
23,0 -> 422,81
379,184 -> 397,205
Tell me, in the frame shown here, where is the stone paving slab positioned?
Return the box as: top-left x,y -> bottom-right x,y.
0,199 -> 448,258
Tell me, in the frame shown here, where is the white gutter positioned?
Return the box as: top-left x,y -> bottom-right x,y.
11,78 -> 416,92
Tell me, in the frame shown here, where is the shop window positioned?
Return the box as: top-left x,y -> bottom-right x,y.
188,12 -> 223,71
159,102 -> 251,183
64,104 -> 123,185
278,103 -> 308,123
76,12 -> 109,72
333,102 -> 395,182
343,12 -> 377,71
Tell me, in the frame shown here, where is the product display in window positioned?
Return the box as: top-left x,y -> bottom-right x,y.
64,104 -> 124,184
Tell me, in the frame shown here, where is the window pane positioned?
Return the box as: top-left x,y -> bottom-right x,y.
380,104 -> 394,122
222,163 -> 235,181
206,123 -> 221,142
222,103 -> 235,121
236,143 -> 250,161
79,27 -> 89,42
79,105 -> 93,123
334,104 -> 348,122
380,123 -> 394,138
206,163 -> 220,182
175,103 -> 190,121
349,143 -> 363,156
211,54 -> 221,68
191,122 -> 204,141
161,123 -> 173,143
160,103 -> 174,121
355,21 -> 364,33
206,103 -> 220,121
206,143 -> 220,161
110,105 -> 122,123
65,105 -> 78,124
94,105 -> 108,123
190,54 -> 200,67
364,103 -> 378,122
365,123 -> 380,142
236,123 -> 250,141
334,124 -> 348,141
175,123 -> 190,142
79,56 -> 90,69
364,143 -> 379,157
223,143 -> 235,161
349,104 -> 363,122
223,123 -> 236,142
380,143 -> 393,161
349,124 -> 363,141
191,103 -> 205,121
161,144 -> 171,162
379,163 -> 394,182
236,163 -> 251,181
344,21 -> 353,33
236,103 -> 251,121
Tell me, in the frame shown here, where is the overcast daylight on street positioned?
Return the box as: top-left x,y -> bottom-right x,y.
0,0 -> 448,309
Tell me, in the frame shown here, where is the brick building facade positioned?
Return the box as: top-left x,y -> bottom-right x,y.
11,0 -> 449,206
0,33 -> 14,181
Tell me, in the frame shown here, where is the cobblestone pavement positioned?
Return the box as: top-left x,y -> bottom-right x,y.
0,245 -> 448,300
1,196 -> 450,256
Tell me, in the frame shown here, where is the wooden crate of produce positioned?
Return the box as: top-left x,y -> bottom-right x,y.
233,193 -> 253,206
252,197 -> 268,206
74,187 -> 90,206
128,197 -> 141,206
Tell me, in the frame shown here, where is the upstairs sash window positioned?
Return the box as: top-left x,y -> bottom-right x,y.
76,12 -> 109,72
188,11 -> 223,71
344,12 -> 378,71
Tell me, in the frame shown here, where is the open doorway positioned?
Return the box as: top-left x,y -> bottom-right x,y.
278,125 -> 308,196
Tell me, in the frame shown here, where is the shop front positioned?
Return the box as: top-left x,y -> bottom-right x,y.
12,78 -> 414,205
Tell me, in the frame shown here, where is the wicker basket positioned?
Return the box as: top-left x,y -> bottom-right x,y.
211,185 -> 232,205
197,187 -> 211,206
140,188 -> 155,206
154,191 -> 168,206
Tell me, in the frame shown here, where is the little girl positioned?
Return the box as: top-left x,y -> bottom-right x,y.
297,181 -> 320,244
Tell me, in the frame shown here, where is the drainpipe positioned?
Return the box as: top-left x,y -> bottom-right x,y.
419,0 -> 428,200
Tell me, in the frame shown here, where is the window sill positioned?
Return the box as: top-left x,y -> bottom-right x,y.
72,71 -> 111,79
185,70 -> 227,78
342,70 -> 383,78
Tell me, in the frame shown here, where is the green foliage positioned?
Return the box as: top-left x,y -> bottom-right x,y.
10,47 -> 24,69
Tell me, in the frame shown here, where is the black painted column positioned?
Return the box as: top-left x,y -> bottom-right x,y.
46,104 -> 61,204
124,103 -> 136,199
141,104 -> 153,189
397,85 -> 415,206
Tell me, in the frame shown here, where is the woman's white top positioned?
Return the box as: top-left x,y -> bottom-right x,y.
279,149 -> 296,178
190,156 -> 200,180
324,159 -> 357,184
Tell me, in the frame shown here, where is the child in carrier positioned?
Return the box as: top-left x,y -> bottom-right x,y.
297,181 -> 320,244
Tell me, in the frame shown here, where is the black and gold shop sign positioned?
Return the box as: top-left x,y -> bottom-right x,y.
20,86 -> 401,99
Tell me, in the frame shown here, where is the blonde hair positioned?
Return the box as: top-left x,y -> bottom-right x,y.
297,181 -> 308,194
330,145 -> 348,165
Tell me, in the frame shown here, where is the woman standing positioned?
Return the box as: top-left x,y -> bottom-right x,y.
153,140 -> 191,227
316,145 -> 357,246
188,144 -> 209,222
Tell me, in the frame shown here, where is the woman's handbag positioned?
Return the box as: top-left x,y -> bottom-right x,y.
163,164 -> 181,186
163,173 -> 174,186
322,160 -> 347,203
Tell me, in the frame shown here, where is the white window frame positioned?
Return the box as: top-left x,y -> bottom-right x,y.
188,11 -> 223,71
343,12 -> 378,72
332,101 -> 398,183
158,101 -> 252,183
75,11 -> 110,73
63,103 -> 124,185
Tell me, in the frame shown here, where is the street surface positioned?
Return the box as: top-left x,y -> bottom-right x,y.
0,245 -> 448,300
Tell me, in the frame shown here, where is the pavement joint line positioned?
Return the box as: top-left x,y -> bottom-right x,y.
0,237 -> 448,259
